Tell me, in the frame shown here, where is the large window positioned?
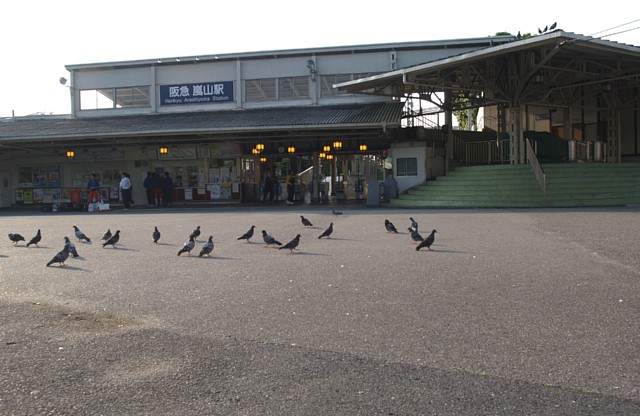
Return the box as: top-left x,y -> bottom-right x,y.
245,79 -> 276,101
396,157 -> 418,177
321,74 -> 352,97
80,86 -> 150,110
278,76 -> 309,99
245,77 -> 309,101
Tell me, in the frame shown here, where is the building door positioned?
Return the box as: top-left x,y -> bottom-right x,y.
0,172 -> 11,207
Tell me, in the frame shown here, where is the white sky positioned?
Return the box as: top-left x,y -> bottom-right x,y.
2,1 -> 639,117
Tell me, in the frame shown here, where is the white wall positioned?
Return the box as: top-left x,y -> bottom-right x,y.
389,143 -> 426,193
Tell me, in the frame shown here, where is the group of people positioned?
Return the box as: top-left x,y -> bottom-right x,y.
86,171 -> 174,211
261,170 -> 295,205
143,171 -> 174,207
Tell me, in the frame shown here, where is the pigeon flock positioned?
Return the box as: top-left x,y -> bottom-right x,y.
6,212 -> 438,267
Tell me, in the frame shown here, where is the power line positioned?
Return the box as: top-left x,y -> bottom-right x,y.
589,18 -> 640,38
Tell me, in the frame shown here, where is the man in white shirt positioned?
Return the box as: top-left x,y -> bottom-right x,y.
119,172 -> 132,210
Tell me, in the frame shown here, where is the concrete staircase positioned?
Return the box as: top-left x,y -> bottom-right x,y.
386,163 -> 640,208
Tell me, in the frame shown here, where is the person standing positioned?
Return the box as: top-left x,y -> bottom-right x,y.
162,172 -> 174,206
87,173 -> 100,203
152,172 -> 163,206
119,172 -> 132,210
285,170 -> 295,206
263,171 -> 273,202
143,172 -> 155,206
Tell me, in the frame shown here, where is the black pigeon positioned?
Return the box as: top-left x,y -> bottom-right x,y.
63,236 -> 79,257
73,225 -> 91,243
153,226 -> 161,243
178,236 -> 195,256
279,234 -> 301,253
26,229 -> 42,247
408,227 -> 423,244
416,229 -> 437,251
262,230 -> 282,247
549,22 -> 557,30
409,217 -> 418,230
538,27 -> 542,34
318,223 -> 333,239
384,219 -> 398,233
300,215 -> 313,227
102,230 -> 120,248
189,226 -> 201,241
332,209 -> 343,216
46,245 -> 70,267
8,233 -> 25,245
237,225 -> 255,243
198,236 -> 214,257
101,229 -> 112,241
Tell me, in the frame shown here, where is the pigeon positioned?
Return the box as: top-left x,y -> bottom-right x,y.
279,234 -> 301,253
262,230 -> 282,247
332,209 -> 343,216
8,233 -> 25,245
409,217 -> 419,230
189,226 -> 201,241
102,230 -> 120,248
318,223 -> 333,239
73,225 -> 91,243
549,22 -> 557,30
384,219 -> 398,233
63,236 -> 79,257
416,229 -> 437,251
101,229 -> 112,241
198,236 -> 214,257
408,227 -> 423,244
237,225 -> 256,243
178,236 -> 195,256
46,244 -> 70,267
26,229 -> 42,247
152,226 -> 161,243
300,215 -> 313,227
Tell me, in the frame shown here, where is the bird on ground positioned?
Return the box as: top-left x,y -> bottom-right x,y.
178,236 -> 195,256
332,209 -> 343,216
101,229 -> 112,241
26,229 -> 42,247
73,225 -> 91,243
198,236 -> 214,257
237,225 -> 256,243
416,229 -> 437,251
300,215 -> 313,227
262,230 -> 282,247
318,223 -> 333,239
189,226 -> 201,241
408,227 -> 423,244
152,226 -> 161,243
46,244 -> 71,267
384,219 -> 398,233
102,230 -> 120,248
63,236 -> 79,257
8,233 -> 25,245
409,217 -> 418,230
279,234 -> 301,253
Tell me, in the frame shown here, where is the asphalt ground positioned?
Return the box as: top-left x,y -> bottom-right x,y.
1,205 -> 639,415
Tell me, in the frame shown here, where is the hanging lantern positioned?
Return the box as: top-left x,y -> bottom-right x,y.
256,143 -> 265,152
326,154 -> 334,160
159,146 -> 169,155
319,152 -> 326,159
66,150 -> 75,159
287,146 -> 296,154
359,144 -> 368,152
260,157 -> 267,163
252,148 -> 259,155
332,140 -> 342,150
323,145 -> 331,152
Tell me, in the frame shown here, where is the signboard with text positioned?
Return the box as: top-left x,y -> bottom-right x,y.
160,81 -> 234,106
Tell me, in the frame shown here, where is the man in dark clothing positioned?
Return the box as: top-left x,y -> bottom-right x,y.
263,171 -> 273,202
143,172 -> 155,206
162,172 -> 173,206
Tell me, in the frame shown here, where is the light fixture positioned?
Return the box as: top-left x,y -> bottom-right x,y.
319,152 -> 326,159
323,145 -> 331,152
159,146 -> 168,155
359,144 -> 368,152
326,154 -> 334,160
252,148 -> 259,155
256,143 -> 265,152
66,150 -> 75,159
260,157 -> 267,163
288,146 -> 296,154
332,140 -> 342,150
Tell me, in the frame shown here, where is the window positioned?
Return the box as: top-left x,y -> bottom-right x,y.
321,74 -> 352,97
80,86 -> 149,110
245,78 -> 276,101
278,76 -> 309,99
396,157 -> 418,177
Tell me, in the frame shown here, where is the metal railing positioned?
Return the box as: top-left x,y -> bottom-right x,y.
462,139 -> 510,165
526,138 -> 546,206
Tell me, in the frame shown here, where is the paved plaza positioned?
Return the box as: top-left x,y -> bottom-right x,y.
1,206 -> 639,415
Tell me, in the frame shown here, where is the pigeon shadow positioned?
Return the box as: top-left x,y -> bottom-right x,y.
280,251 -> 328,256
100,246 -> 136,252
317,237 -> 356,241
153,242 -> 177,247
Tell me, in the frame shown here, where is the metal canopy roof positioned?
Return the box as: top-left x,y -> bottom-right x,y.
335,30 -> 640,110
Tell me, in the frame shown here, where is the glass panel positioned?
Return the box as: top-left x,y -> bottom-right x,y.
245,78 -> 276,101
278,76 -> 309,99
